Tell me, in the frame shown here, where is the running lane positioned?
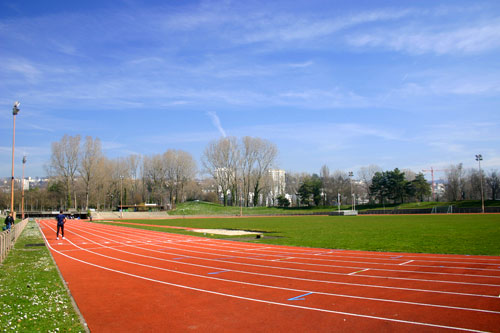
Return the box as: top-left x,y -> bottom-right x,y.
38,220 -> 500,332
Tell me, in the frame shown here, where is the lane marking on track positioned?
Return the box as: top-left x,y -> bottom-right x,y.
272,257 -> 295,262
173,257 -> 191,260
37,227 -> 492,333
38,221 -> 500,314
110,228 -> 500,274
348,269 -> 370,276
84,220 -> 500,268
288,292 -> 314,301
60,222 -> 500,293
208,270 -> 230,275
215,257 -> 236,260
400,260 -> 414,266
175,240 -> 500,269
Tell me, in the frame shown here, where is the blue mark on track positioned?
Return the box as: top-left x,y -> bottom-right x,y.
288,292 -> 313,301
173,256 -> 191,260
391,256 -> 403,259
208,270 -> 230,275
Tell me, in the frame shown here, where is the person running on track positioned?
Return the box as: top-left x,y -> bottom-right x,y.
56,210 -> 66,240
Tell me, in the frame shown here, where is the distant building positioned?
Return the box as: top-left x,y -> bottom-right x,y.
267,169 -> 286,206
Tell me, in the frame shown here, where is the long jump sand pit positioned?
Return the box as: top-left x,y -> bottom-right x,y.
191,228 -> 263,236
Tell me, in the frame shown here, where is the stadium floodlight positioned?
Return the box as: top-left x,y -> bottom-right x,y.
475,154 -> 485,213
348,171 -> 354,211
21,155 -> 27,219
10,101 -> 20,216
13,101 -> 20,115
120,175 -> 124,218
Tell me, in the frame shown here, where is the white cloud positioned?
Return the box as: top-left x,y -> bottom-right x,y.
206,111 -> 226,137
347,20 -> 500,55
2,58 -> 41,82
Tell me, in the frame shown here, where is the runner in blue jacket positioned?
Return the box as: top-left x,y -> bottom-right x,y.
56,210 -> 66,240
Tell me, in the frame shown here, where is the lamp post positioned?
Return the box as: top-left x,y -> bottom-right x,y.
21,155 -> 26,220
348,171 -> 354,211
475,154 -> 485,213
120,175 -> 124,218
338,193 -> 341,214
10,101 -> 20,217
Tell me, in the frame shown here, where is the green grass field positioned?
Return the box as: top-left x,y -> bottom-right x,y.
0,220 -> 86,332
168,199 -> 500,215
104,213 -> 500,255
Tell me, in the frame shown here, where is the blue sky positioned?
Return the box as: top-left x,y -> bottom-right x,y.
1,0 -> 499,179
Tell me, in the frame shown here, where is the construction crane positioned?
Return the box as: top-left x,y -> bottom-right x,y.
422,167 -> 449,201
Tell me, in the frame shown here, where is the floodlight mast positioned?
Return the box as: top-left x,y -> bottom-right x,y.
10,101 -> 20,216
475,154 -> 485,213
120,175 -> 124,218
348,171 -> 354,211
21,155 -> 27,220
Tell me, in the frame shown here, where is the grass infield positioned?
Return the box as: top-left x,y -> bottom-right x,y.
0,220 -> 86,332
103,214 -> 500,255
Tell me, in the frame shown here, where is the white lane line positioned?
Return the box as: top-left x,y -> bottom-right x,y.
37,224 -> 496,331
63,222 -> 500,292
42,221 -> 500,305
400,260 -> 414,266
110,229 -> 500,274
85,221 -> 499,265
79,221 -> 500,280
87,222 -> 498,273
167,238 -> 500,267
349,269 -> 370,276
272,257 -> 295,262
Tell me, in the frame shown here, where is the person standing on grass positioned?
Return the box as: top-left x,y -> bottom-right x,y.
4,212 -> 14,231
56,210 -> 66,240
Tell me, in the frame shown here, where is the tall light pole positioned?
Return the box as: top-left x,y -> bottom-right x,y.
10,101 -> 20,217
120,175 -> 124,218
338,193 -> 341,213
21,155 -> 26,220
475,154 -> 485,213
348,171 -> 354,211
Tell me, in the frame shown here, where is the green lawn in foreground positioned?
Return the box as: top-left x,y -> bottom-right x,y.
0,220 -> 86,332
104,214 -> 500,255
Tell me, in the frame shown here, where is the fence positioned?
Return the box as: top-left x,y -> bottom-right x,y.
0,218 -> 29,263
359,206 -> 500,215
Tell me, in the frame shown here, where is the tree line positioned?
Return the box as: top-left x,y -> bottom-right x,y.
1,134 -> 499,212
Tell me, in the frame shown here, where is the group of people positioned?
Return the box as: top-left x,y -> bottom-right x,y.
3,210 -> 67,240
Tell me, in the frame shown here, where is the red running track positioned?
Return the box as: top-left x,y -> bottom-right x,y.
37,219 -> 500,332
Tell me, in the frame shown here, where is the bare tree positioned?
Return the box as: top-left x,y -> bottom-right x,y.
285,172 -> 309,207
163,149 -> 197,206
143,154 -> 166,205
174,150 -> 197,203
241,137 -> 259,207
48,135 -> 81,209
358,164 -> 382,203
320,165 -> 330,206
79,136 -> 103,210
486,170 -> 499,200
126,154 -> 142,203
444,163 -> 466,201
249,137 -> 278,207
202,137 -> 240,206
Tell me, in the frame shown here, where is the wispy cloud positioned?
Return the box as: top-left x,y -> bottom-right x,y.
347,20 -> 500,55
2,58 -> 41,82
206,111 -> 226,137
